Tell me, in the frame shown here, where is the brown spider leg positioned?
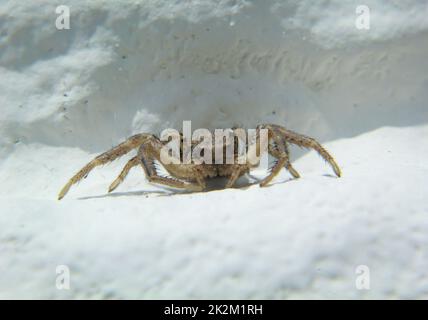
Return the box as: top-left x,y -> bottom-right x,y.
225,166 -> 246,188
108,156 -> 140,193
260,158 -> 288,187
140,143 -> 205,192
149,175 -> 204,192
271,136 -> 300,178
259,136 -> 300,187
58,134 -> 151,200
192,167 -> 207,190
259,124 -> 341,178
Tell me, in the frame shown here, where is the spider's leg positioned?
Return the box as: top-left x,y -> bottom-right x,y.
259,124 -> 341,177
192,167 -> 207,190
270,137 -> 300,179
259,135 -> 300,187
140,143 -> 205,192
225,166 -> 246,188
108,156 -> 140,193
58,134 -> 150,200
260,158 -> 288,187
148,175 -> 204,191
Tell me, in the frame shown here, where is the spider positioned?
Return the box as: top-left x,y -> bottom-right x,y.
58,123 -> 341,200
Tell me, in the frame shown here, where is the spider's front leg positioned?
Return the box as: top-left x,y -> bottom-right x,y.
58,134 -> 151,200
108,156 -> 141,193
139,137 -> 206,192
254,124 -> 341,187
225,165 -> 247,188
259,134 -> 300,187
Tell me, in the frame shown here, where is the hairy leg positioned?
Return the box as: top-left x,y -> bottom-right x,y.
108,156 -> 140,193
260,158 -> 288,187
271,136 -> 300,178
225,166 -> 245,188
140,143 -> 205,192
58,134 -> 151,200
259,137 -> 300,187
259,124 -> 341,178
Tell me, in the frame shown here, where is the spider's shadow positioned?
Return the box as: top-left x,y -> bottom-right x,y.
322,173 -> 337,178
77,174 -> 303,200
77,189 -> 173,200
77,176 -> 264,200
